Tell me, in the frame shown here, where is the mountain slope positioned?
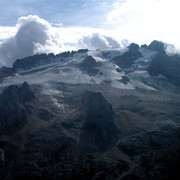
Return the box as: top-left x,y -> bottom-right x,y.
0,40 -> 180,180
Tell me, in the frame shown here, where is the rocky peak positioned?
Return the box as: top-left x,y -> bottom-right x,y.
128,43 -> 140,52
20,82 -> 35,102
13,50 -> 89,72
0,66 -> 15,77
0,82 -> 34,134
81,90 -> 114,120
113,43 -> 142,68
80,56 -> 100,75
141,44 -> 148,49
81,56 -> 98,67
148,52 -> 180,86
148,40 -> 165,53
80,91 -> 119,152
0,66 -> 16,82
77,49 -> 88,53
2,81 -> 34,103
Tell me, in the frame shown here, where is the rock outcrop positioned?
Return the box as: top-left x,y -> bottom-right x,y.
80,91 -> 119,152
113,43 -> 142,68
0,82 -> 34,134
13,50 -> 88,72
148,51 -> 180,86
147,40 -> 165,53
141,44 -> 148,49
80,56 -> 100,76
0,66 -> 16,82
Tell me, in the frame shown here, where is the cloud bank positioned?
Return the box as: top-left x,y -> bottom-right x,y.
78,33 -> 121,50
0,15 -> 123,67
106,0 -> 180,47
1,0 -> 180,67
1,8 -> 179,68
0,15 -> 63,67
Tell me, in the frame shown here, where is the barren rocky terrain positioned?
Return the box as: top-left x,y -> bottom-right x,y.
0,41 -> 180,180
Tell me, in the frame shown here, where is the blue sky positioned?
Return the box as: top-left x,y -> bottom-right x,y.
0,0 -> 117,27
0,0 -> 180,45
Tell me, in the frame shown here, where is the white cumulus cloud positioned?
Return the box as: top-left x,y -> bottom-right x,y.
0,15 -> 63,67
106,0 -> 180,47
78,33 -> 121,50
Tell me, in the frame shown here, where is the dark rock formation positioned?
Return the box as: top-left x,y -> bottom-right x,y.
13,53 -> 55,71
1,82 -> 34,103
13,50 -> 89,72
128,43 -> 140,52
90,159 -> 129,180
19,81 -> 35,102
121,174 -> 144,180
118,127 -> 179,157
141,44 -> 148,49
116,68 -> 122,72
38,108 -> 54,121
119,76 -> 130,85
80,91 -> 119,152
0,140 -> 7,149
113,43 -> 142,68
0,66 -> 16,82
147,40 -> 165,53
148,51 -> 180,86
80,56 -> 100,76
77,49 -> 89,53
0,82 -> 34,134
137,142 -> 180,180
103,51 -> 111,58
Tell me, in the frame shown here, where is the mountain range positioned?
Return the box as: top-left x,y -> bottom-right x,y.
0,40 -> 180,180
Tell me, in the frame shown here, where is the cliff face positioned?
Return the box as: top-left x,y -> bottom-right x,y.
148,52 -> 180,86
80,91 -> 119,152
0,82 -> 34,134
113,43 -> 142,68
80,56 -> 100,76
0,66 -> 16,83
13,49 -> 88,72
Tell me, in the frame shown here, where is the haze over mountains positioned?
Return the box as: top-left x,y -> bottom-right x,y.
0,39 -> 180,180
1,14 -> 180,68
0,40 -> 180,90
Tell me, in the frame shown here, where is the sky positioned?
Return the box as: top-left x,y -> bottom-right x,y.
0,0 -> 110,26
0,0 -> 180,67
